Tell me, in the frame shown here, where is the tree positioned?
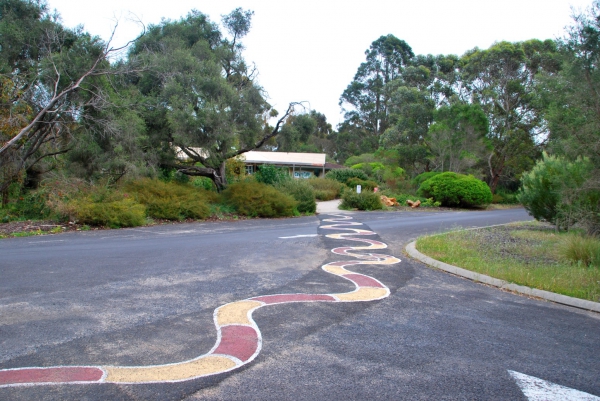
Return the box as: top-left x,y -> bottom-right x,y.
128,9 -> 295,191
460,40 -> 560,192
538,1 -> 600,234
0,0 -> 137,204
339,35 -> 414,139
425,103 -> 489,174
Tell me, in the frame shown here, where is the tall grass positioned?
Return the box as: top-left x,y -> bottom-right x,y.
559,234 -> 600,267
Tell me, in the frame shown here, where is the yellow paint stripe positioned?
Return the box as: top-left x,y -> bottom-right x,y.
104,355 -> 237,383
322,265 -> 352,276
336,287 -> 389,302
216,300 -> 262,326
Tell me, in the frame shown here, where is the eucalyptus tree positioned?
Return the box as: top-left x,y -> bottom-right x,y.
460,39 -> 560,192
539,1 -> 600,234
129,9 -> 295,190
425,103 -> 489,174
544,1 -> 600,168
339,34 -> 414,141
0,0 -> 132,203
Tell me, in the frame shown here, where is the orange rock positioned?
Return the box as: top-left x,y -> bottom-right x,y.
380,195 -> 399,207
406,199 -> 421,208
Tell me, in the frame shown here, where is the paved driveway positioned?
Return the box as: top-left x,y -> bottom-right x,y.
1,209 -> 598,400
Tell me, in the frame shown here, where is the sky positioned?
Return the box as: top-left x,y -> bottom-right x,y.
46,0 -> 593,127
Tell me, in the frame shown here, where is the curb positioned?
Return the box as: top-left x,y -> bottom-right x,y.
405,241 -> 600,313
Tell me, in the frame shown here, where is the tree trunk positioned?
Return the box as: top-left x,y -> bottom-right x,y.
1,187 -> 8,208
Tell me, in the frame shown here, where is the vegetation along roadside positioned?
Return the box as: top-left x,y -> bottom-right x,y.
416,222 -> 600,302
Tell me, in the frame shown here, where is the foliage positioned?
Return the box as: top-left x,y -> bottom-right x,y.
411,171 -> 441,188
222,181 -> 297,217
379,191 -> 441,208
192,177 -> 216,191
461,39 -> 560,192
340,190 -> 383,211
275,179 -> 316,214
306,177 -> 343,201
425,103 -> 489,174
254,164 -> 290,185
128,9 -> 294,190
225,156 -> 247,184
559,234 -> 600,267
418,172 -> 492,207
72,198 -> 146,228
340,35 -> 415,138
325,168 -> 368,184
346,177 -> 378,191
0,0 -> 120,197
518,153 -> 599,232
123,178 -> 216,220
417,224 -> 600,301
69,188 -> 146,228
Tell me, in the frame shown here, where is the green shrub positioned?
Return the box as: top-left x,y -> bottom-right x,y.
192,177 -> 216,191
518,153 -> 599,232
411,171 -> 441,189
340,190 -> 383,211
418,172 -> 492,207
346,177 -> 379,191
325,168 -> 368,184
2,189 -> 53,221
71,197 -> 146,228
275,179 -> 316,214
307,177 -> 343,200
124,178 -> 216,220
222,181 -> 297,217
380,191 -> 441,208
255,164 -> 290,185
494,189 -> 519,204
559,234 -> 600,267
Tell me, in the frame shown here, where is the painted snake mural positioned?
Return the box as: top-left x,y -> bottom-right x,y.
0,214 -> 400,387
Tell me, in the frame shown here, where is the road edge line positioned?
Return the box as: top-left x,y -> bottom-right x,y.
404,241 -> 600,313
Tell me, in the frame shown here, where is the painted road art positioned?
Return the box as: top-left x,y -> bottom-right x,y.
0,214 -> 400,387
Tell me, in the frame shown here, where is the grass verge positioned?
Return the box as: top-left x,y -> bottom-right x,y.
416,222 -> 600,302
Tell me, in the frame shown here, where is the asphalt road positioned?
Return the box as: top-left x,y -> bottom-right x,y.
1,208 -> 599,400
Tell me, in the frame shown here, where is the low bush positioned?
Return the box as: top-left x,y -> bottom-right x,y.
222,181 -> 297,217
340,190 -> 383,211
192,177 -> 216,191
346,177 -> 378,191
276,179 -> 316,214
124,178 -> 216,220
519,153 -> 599,232
418,172 -> 492,207
411,171 -> 441,189
1,189 -> 53,221
325,168 -> 368,184
493,189 -> 519,205
255,164 -> 290,185
306,177 -> 343,201
70,195 -> 146,228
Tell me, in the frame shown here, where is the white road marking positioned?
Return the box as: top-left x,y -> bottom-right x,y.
278,234 -> 319,239
509,370 -> 600,400
27,240 -> 65,244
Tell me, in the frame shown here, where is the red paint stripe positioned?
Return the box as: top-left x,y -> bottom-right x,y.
325,261 -> 365,267
343,274 -> 385,288
0,367 -> 103,385
214,326 -> 259,362
251,294 -> 336,304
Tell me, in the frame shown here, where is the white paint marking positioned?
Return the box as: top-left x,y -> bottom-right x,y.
278,234 -> 319,239
509,370 -> 600,400
27,240 -> 65,244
